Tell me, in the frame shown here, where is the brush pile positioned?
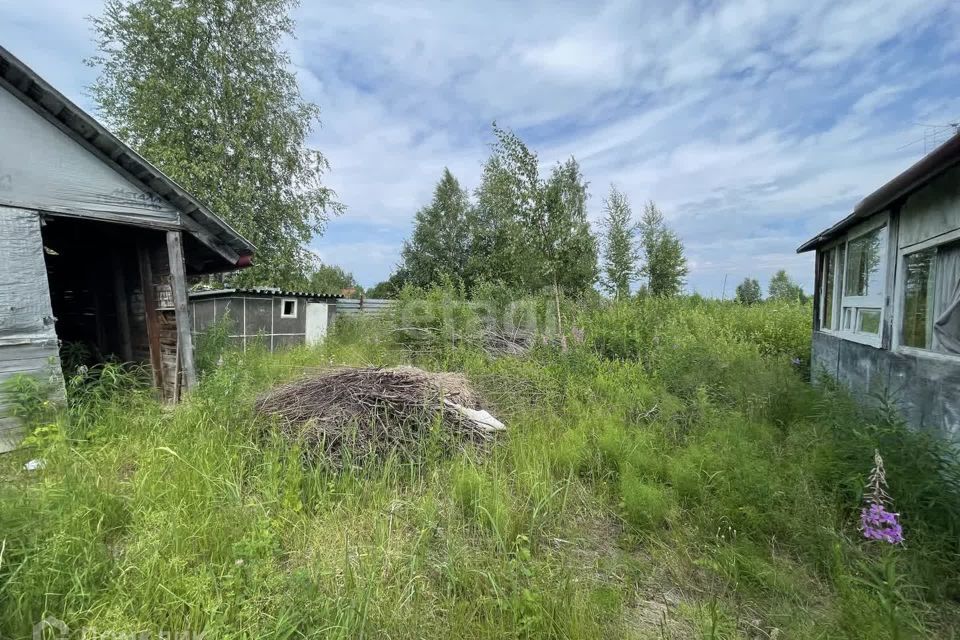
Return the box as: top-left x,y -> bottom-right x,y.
255,366 -> 505,464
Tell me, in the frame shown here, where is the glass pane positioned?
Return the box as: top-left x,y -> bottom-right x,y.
902,248 -> 936,349
857,309 -> 881,334
842,308 -> 853,330
844,226 -> 886,297
822,249 -> 835,329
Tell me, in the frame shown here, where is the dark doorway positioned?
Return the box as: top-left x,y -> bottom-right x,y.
39,216 -> 154,373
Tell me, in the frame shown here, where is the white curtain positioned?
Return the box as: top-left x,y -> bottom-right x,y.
933,243 -> 960,354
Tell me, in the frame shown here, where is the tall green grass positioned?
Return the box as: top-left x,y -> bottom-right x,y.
1,295 -> 958,639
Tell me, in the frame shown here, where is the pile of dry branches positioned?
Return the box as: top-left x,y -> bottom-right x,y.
255,366 -> 505,465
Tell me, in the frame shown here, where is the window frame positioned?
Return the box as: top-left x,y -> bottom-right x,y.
892,227 -> 960,362
280,297 -> 298,319
818,214 -> 888,348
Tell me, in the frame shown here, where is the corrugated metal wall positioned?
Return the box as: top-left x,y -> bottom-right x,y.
335,298 -> 393,316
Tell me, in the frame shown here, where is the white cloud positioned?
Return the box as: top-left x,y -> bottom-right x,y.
2,0 -> 959,293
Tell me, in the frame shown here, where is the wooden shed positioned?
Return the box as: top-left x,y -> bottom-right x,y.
0,46 -> 255,451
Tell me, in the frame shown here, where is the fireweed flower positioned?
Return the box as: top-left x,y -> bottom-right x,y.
860,450 -> 904,545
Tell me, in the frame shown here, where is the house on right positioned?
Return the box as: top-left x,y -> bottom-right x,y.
798,133 -> 960,437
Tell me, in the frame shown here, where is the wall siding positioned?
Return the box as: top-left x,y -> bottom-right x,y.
0,206 -> 63,452
898,165 -> 960,249
0,87 -> 180,227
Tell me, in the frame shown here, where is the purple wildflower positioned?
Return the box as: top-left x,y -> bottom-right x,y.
860,502 -> 904,545
859,450 -> 904,545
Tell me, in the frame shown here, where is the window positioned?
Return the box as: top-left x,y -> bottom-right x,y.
819,221 -> 887,342
821,249 -> 835,330
844,226 -> 886,298
901,241 -> 960,354
902,248 -> 936,349
280,298 -> 298,318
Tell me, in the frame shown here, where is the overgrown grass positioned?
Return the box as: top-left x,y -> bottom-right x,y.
2,295 -> 958,639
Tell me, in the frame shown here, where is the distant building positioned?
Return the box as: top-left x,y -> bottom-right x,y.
190,289 -> 342,351
0,46 -> 254,451
798,133 -> 960,436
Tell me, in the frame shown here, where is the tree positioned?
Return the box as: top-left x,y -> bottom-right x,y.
599,185 -> 639,298
768,269 -> 806,303
538,158 -> 598,295
367,269 -> 408,299
401,168 -> 472,288
467,124 -> 596,295
468,124 -> 542,290
308,263 -> 356,295
638,202 -> 688,297
89,0 -> 340,288
735,277 -> 762,305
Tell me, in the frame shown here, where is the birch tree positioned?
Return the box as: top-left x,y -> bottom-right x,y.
639,201 -> 688,297
89,0 -> 341,287
599,186 -> 639,298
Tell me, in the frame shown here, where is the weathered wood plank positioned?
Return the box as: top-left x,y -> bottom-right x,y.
0,359 -> 54,375
0,416 -> 25,454
166,231 -> 197,391
138,240 -> 164,390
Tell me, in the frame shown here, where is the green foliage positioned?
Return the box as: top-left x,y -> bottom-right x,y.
366,269 -> 409,299
619,466 -> 675,531
1,373 -> 58,426
598,185 -> 639,299
306,263 -> 357,296
88,0 -> 341,288
2,296 -> 959,638
638,201 -> 688,297
468,124 -> 541,290
402,168 -> 474,289
734,277 -> 762,305
539,158 -> 599,295
451,124 -> 599,296
768,269 -> 807,303
194,315 -> 232,378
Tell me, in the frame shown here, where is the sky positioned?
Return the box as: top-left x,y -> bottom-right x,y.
2,1 -> 959,296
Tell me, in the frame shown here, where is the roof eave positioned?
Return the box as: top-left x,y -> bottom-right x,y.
0,45 -> 256,270
189,288 -> 344,300
797,132 -> 960,254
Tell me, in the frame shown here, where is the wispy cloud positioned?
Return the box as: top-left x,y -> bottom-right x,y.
2,0 -> 958,293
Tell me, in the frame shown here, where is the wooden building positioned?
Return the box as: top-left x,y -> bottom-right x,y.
798,133 -> 960,437
0,46 -> 255,451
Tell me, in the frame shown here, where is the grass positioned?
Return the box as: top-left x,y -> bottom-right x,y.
1,294 -> 959,639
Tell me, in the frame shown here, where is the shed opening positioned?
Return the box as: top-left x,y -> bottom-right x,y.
39,215 -> 181,397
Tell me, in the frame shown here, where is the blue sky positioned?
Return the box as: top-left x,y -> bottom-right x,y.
2,0 -> 959,295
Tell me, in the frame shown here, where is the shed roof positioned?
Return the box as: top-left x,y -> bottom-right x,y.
0,45 -> 255,269
797,132 -> 960,253
189,288 -> 344,300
